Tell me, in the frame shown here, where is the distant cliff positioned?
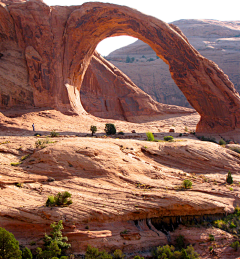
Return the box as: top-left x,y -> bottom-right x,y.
106,19 -> 240,107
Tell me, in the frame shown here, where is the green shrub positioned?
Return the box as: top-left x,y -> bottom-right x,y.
113,249 -> 125,259
152,244 -> 199,259
209,234 -> 215,241
230,241 -> 240,251
182,179 -> 192,189
46,191 -> 72,207
90,125 -> 97,136
85,245 -> 112,259
213,207 -> 240,237
118,131 -> 124,135
146,132 -> 154,141
219,139 -> 226,145
104,123 -> 116,135
11,162 -> 22,166
226,171 -> 233,184
50,130 -> 59,137
164,136 -> 174,141
0,227 -> 22,259
22,247 -> 33,259
15,182 -> 23,188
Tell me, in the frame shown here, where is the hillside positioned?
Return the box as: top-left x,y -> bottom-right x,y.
106,19 -> 240,107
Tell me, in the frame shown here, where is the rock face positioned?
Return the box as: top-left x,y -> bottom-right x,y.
81,53 -> 192,122
0,1 -> 240,134
107,20 -> 240,108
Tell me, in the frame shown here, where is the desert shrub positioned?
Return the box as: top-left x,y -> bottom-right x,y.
50,130 -> 59,137
146,132 -> 154,141
90,125 -> 97,136
152,244 -> 199,259
113,249 -> 125,259
219,139 -> 226,145
11,162 -> 21,166
209,234 -> 215,241
182,179 -> 192,189
15,182 -> 23,188
118,131 -> 124,135
85,245 -> 112,259
213,207 -> 240,236
46,191 -> 72,207
104,123 -> 116,135
179,133 -> 183,137
231,241 -> 240,251
226,171 -> 233,184
0,227 -> 22,259
164,136 -> 174,141
35,139 -> 46,149
22,247 -> 33,259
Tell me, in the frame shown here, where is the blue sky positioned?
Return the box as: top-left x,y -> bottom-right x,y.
44,0 -> 240,56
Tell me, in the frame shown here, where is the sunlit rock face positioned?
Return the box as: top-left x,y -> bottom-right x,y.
1,0 -> 240,133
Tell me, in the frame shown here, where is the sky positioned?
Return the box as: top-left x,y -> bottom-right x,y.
44,0 -> 240,56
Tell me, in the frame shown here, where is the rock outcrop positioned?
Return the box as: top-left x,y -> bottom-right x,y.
81,53 -> 192,122
0,1 -> 240,134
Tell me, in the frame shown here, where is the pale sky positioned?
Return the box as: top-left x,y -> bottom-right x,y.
44,0 -> 240,56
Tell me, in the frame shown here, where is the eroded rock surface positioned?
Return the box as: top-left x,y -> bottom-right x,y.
0,0 -> 240,134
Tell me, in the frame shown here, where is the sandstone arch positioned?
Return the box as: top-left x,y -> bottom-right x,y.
2,1 -> 240,134
63,2 -> 240,134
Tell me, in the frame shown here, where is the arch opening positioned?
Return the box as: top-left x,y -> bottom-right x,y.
62,2 -> 240,133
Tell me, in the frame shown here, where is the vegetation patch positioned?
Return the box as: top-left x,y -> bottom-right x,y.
146,132 -> 154,141
182,179 -> 192,189
105,123 -> 116,135
50,130 -> 59,137
164,136 -> 174,142
46,191 -> 72,207
213,207 -> 240,237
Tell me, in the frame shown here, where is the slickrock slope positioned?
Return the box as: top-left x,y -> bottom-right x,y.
1,1 -> 240,134
0,110 -> 240,258
107,19 -> 240,108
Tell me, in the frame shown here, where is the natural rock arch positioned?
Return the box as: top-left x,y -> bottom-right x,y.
63,2 -> 240,134
2,1 -> 240,134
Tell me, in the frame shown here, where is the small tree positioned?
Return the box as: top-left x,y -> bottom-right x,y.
104,123 -> 116,135
226,171 -> 233,184
0,227 -> 22,259
37,220 -> 71,258
90,125 -> 97,136
146,132 -> 154,141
